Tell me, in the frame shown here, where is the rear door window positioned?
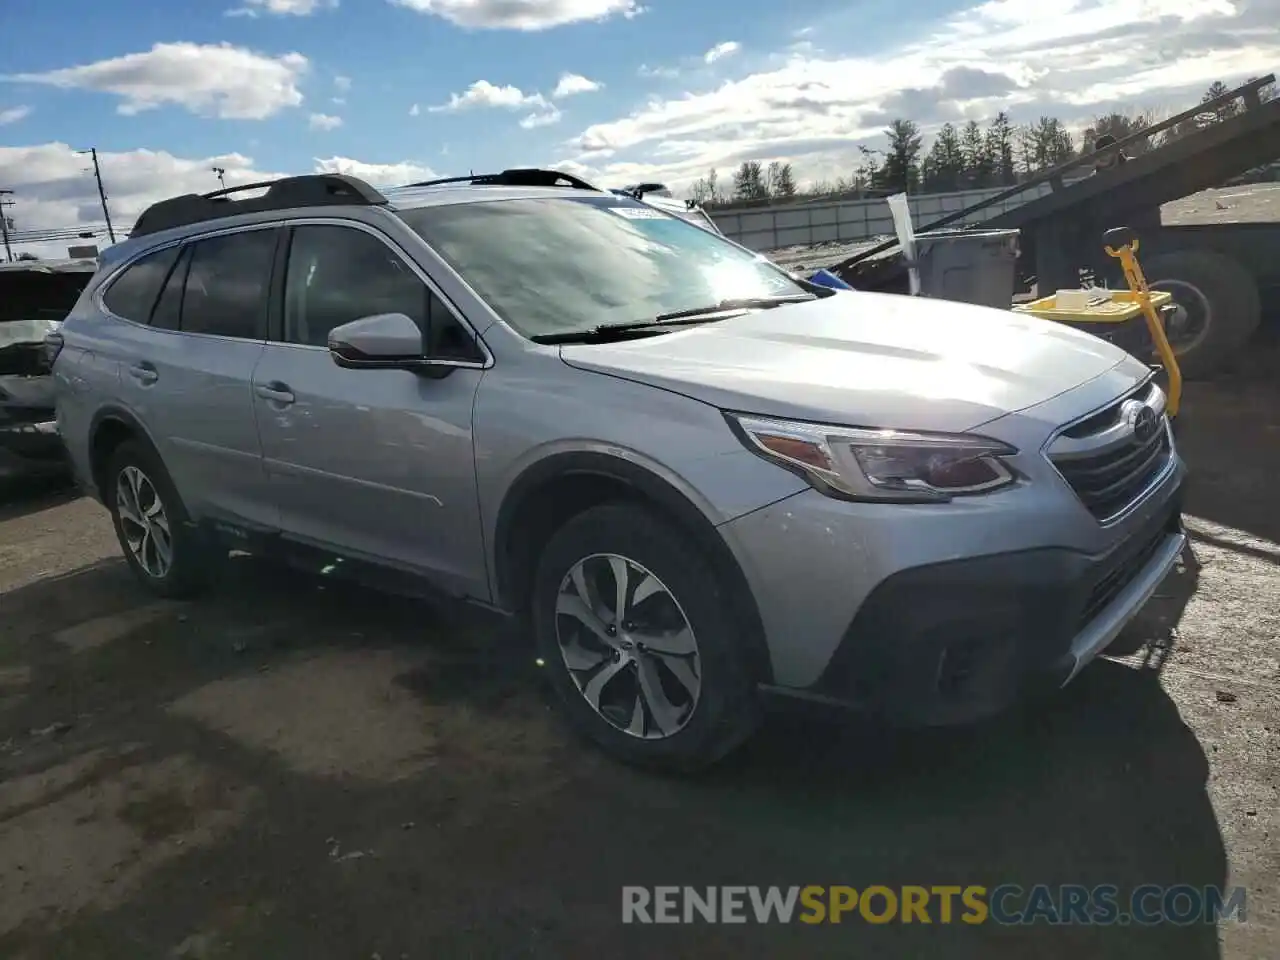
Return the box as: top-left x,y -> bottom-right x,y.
101,247 -> 180,323
180,230 -> 276,340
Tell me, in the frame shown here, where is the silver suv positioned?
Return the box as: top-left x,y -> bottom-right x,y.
51,168 -> 1187,770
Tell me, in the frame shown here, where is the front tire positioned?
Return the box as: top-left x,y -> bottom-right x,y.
531,503 -> 759,771
105,440 -> 210,599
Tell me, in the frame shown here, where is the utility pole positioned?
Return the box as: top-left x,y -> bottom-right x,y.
0,189 -> 13,262
78,148 -> 116,244
212,166 -> 226,189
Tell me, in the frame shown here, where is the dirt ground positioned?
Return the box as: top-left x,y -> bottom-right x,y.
1,351 -> 1278,959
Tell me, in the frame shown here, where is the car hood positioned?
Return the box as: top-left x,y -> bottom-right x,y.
558,291 -> 1137,433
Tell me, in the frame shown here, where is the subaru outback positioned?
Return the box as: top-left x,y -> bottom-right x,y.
50,169 -> 1187,770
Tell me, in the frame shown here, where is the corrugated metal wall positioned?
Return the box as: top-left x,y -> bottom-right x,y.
708,183 -> 1063,251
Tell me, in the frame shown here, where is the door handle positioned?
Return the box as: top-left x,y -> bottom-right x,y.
255,381 -> 295,404
128,362 -> 158,385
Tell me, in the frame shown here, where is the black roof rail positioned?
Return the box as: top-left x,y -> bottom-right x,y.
403,168 -> 601,191
130,174 -> 389,238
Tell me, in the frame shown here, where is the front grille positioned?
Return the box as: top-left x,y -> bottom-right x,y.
1054,428 -> 1171,520
1060,380 -> 1156,439
1049,381 -> 1173,521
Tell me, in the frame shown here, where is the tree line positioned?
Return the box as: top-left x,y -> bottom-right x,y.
688,79 -> 1277,206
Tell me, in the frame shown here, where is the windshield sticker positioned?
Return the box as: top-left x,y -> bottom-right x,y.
609,206 -> 667,219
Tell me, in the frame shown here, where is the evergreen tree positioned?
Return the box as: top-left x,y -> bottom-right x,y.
960,120 -> 992,188
921,122 -> 965,192
985,112 -> 1017,186
880,119 -> 923,193
732,161 -> 767,201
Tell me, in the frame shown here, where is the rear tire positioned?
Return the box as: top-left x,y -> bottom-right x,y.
1141,249 -> 1260,380
104,440 -> 210,599
530,503 -> 759,771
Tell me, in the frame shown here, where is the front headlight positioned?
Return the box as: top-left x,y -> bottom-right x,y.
725,413 -> 1019,503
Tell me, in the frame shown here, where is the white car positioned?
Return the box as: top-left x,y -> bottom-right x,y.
1,258 -> 96,481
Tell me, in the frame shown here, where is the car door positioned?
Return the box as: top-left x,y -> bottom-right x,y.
106,227 -> 279,529
252,220 -> 490,597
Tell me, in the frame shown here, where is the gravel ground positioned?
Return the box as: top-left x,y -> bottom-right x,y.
1,357 -> 1278,958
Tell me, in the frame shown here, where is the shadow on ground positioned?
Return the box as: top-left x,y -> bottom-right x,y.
0,548 -> 1228,959
1178,326 -> 1280,545
0,475 -> 78,524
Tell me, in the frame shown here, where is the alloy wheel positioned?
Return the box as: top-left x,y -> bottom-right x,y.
554,553 -> 701,739
115,465 -> 174,579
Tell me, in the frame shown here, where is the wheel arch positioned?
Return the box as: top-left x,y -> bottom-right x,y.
87,405 -> 165,501
492,450 -> 775,685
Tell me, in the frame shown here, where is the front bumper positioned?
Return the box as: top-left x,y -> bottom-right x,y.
721,458 -> 1186,726
805,496 -> 1183,725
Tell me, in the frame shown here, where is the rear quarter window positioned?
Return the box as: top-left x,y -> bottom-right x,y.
101,247 -> 180,323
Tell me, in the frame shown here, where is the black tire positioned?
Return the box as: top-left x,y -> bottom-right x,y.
531,502 -> 759,771
104,440 -> 211,599
1141,249 -> 1261,380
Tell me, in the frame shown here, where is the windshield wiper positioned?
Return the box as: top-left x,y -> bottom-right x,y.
531,293 -> 818,345
653,293 -> 816,323
530,322 -> 677,345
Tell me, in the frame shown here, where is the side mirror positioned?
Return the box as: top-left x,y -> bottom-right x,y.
327,313 -> 429,370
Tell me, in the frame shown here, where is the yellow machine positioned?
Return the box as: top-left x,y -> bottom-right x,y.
1013,226 -> 1182,418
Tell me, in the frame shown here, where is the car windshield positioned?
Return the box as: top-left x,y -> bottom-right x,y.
400,196 -> 805,339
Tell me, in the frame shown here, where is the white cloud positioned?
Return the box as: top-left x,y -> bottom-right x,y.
703,41 -> 741,64
4,43 -> 308,120
313,156 -> 437,185
0,142 -> 439,258
334,75 -> 352,91
409,103 -> 421,116
552,73 -> 602,98
332,96 -> 346,105
0,105 -> 31,125
557,0 -> 1280,191
638,63 -> 680,79
387,0 -> 642,30
309,112 -> 343,130
227,0 -> 337,16
0,143 -> 288,257
640,43 -> 741,81
429,79 -> 546,112
520,106 -> 563,128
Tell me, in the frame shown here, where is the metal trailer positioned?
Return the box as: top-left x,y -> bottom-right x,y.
833,75 -> 1280,379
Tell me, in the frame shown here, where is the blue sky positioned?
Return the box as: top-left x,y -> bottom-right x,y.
0,0 -> 1276,254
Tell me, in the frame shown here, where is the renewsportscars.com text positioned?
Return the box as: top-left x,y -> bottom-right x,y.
621,885 -> 1247,926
